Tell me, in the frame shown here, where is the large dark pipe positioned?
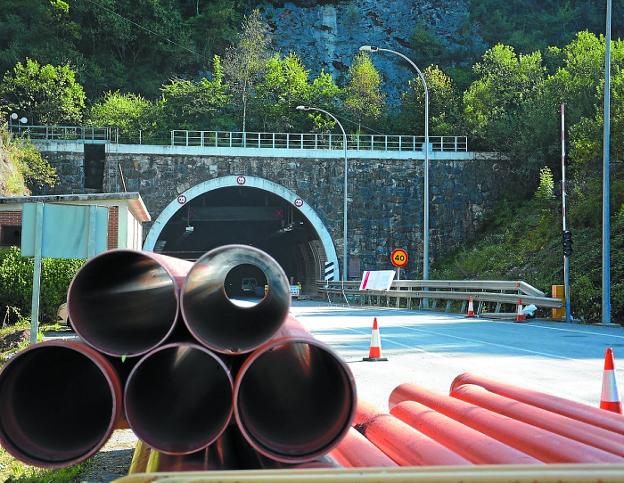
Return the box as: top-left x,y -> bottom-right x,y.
124,343 -> 233,454
0,340 -> 122,468
68,249 -> 193,357
234,316 -> 356,463
181,245 -> 290,354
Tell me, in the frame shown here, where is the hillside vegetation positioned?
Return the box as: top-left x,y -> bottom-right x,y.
0,2 -> 622,322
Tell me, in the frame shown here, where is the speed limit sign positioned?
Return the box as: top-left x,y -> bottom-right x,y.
390,248 -> 409,268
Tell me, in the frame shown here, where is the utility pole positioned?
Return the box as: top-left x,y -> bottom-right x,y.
602,0 -> 612,324
561,104 -> 572,323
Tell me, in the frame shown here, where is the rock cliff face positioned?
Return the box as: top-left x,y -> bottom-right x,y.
263,0 -> 472,98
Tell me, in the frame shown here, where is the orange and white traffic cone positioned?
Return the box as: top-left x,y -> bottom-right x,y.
467,297 -> 476,318
600,347 -> 622,414
363,318 -> 388,362
515,299 -> 526,322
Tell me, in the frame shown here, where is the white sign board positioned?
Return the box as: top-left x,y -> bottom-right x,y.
359,270 -> 396,291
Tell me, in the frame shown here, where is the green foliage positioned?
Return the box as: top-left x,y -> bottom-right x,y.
535,166 -> 555,202
0,127 -> 57,193
409,23 -> 448,67
434,177 -> 624,323
0,59 -> 85,124
399,66 -> 463,135
344,52 -> 385,131
0,247 -> 83,325
87,91 -> 157,143
254,53 -> 311,131
222,9 -> 272,132
0,445 -> 84,482
160,55 -> 231,131
468,0 -> 612,54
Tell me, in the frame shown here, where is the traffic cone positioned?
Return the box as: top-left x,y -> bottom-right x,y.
363,318 -> 388,362
467,297 -> 476,318
515,299 -> 526,322
600,348 -> 622,414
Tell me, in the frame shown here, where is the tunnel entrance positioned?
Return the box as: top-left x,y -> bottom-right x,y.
151,185 -> 327,295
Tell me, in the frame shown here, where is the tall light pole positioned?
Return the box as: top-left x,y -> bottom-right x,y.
360,45 -> 430,282
602,0 -> 612,324
296,105 -> 349,281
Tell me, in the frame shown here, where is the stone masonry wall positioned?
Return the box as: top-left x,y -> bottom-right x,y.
40,151 -> 514,279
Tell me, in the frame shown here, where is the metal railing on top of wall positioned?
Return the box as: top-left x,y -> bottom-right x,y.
9,125 -> 469,153
9,124 -> 113,142
170,130 -> 468,152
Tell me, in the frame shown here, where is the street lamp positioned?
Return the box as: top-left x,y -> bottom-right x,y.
296,105 -> 349,281
9,112 -> 28,133
360,45 -> 430,283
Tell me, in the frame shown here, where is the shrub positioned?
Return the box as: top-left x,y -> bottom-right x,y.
0,247 -> 83,325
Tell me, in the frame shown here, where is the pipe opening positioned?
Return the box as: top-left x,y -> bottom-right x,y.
125,344 -> 232,454
68,250 -> 178,357
182,245 -> 290,353
236,340 -> 355,461
223,263 -> 267,308
0,346 -> 116,466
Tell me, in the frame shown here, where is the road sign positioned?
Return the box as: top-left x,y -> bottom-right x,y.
177,194 -> 187,204
391,248 -> 409,268
294,198 -> 304,207
236,176 -> 246,185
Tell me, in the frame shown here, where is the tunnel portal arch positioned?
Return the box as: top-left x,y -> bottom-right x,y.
143,175 -> 340,282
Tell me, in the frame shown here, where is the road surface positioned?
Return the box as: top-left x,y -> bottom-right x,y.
291,301 -> 624,411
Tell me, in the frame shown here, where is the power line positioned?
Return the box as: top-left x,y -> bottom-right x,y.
84,0 -> 201,58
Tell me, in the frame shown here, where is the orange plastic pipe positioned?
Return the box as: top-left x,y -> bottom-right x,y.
451,373 -> 624,436
329,428 -> 397,468
390,401 -> 540,464
452,384 -> 624,457
354,401 -> 471,466
389,384 -> 624,463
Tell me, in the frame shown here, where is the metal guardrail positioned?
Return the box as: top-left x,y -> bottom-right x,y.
316,280 -> 562,314
9,124 -> 113,142
171,130 -> 469,152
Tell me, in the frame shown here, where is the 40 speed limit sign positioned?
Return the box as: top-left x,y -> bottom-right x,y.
390,248 -> 409,268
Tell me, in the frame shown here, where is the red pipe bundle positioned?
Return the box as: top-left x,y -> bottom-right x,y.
389,383 -> 624,463
451,372 -> 624,436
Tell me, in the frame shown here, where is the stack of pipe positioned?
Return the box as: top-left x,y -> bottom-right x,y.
335,374 -> 624,468
0,245 -> 356,470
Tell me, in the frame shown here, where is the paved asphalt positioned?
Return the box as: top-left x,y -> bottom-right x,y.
290,300 -> 624,411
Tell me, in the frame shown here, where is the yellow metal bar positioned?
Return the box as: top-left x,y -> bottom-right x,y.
116,464 -> 624,483
128,440 -> 152,475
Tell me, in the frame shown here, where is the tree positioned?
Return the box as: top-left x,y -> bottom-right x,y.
254,53 -> 311,131
344,53 -> 385,132
160,55 -> 231,132
399,65 -> 462,136
88,91 -> 157,143
222,9 -> 272,133
463,44 -> 545,150
0,59 -> 86,124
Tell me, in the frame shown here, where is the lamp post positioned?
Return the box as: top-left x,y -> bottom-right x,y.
9,112 -> 28,133
360,45 -> 430,283
296,105 -> 349,281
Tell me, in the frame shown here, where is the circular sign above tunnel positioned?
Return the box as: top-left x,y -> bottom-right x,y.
294,198 -> 304,208
390,248 -> 409,268
236,176 -> 246,185
177,194 -> 187,204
